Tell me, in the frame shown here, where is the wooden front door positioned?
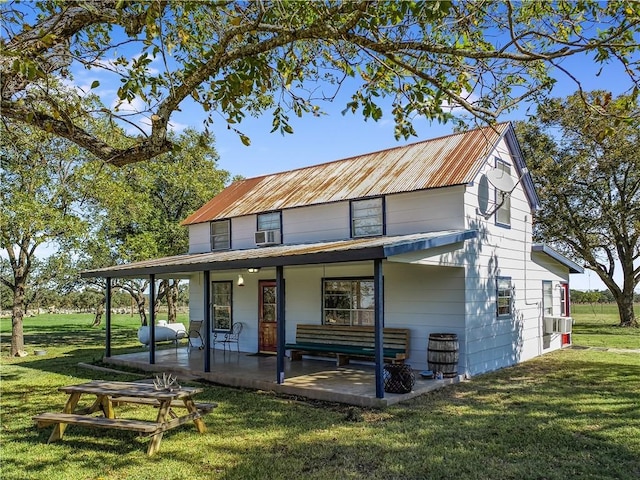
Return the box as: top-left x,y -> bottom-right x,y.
259,280 -> 277,353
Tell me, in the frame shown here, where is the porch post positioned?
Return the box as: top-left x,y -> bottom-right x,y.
149,274 -> 156,365
374,258 -> 384,398
276,265 -> 285,384
105,277 -> 112,358
203,270 -> 211,373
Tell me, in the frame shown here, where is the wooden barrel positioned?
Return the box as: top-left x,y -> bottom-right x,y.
427,333 -> 459,378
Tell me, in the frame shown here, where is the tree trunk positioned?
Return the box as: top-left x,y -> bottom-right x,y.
615,290 -> 638,327
167,280 -> 179,323
92,296 -> 106,327
11,283 -> 26,356
133,291 -> 147,326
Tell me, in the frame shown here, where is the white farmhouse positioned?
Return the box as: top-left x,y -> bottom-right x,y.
84,122 -> 582,399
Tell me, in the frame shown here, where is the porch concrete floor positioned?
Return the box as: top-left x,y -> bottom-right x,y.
104,347 -> 459,408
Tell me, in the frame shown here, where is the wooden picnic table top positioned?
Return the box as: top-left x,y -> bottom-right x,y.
58,380 -> 203,400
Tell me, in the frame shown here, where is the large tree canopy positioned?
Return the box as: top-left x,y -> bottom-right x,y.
2,1 -> 639,166
516,91 -> 639,328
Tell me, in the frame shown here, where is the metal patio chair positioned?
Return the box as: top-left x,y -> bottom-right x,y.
187,320 -> 205,352
216,322 -> 243,353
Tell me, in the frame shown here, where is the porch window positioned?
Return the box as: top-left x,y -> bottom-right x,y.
495,159 -> 511,227
211,219 -> 230,251
497,277 -> 512,317
351,197 -> 384,237
542,281 -> 553,316
212,281 -> 232,330
323,278 -> 374,326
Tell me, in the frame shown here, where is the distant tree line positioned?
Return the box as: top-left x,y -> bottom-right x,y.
0,282 -> 189,314
571,290 -> 640,305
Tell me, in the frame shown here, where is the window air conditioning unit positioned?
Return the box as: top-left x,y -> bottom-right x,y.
255,229 -> 280,246
543,316 -> 573,334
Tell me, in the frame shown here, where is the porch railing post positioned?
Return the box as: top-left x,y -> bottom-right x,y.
105,277 -> 111,358
149,274 -> 156,365
203,270 -> 211,373
276,265 -> 285,384
374,258 -> 384,398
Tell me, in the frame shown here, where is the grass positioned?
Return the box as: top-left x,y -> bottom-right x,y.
0,312 -> 638,479
570,303 -> 640,349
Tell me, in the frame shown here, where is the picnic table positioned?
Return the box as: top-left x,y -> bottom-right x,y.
33,380 -> 216,456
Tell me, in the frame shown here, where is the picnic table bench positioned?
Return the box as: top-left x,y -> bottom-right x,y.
285,324 -> 410,366
33,380 -> 214,456
33,413 -> 159,433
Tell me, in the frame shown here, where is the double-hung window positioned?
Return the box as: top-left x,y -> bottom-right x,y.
497,277 -> 513,317
257,211 -> 281,243
323,278 -> 374,326
211,281 -> 232,331
560,283 -> 569,316
542,281 -> 553,316
211,219 -> 230,251
495,159 -> 511,227
351,197 -> 384,237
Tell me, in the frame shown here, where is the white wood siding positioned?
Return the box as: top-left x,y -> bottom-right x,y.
188,223 -> 210,253
459,136 -> 571,375
231,215 -> 258,250
283,203 -> 350,243
386,187 -> 465,235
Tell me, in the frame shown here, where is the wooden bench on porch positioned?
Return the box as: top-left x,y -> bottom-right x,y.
285,324 -> 410,366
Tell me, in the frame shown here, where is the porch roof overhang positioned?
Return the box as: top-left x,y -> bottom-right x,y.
81,229 -> 478,279
532,244 -> 584,274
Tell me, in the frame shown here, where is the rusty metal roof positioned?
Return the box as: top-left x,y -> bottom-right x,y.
182,123 -> 510,225
81,230 -> 477,278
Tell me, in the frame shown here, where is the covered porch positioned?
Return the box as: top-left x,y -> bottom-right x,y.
83,230 -> 475,404
104,346 -> 459,408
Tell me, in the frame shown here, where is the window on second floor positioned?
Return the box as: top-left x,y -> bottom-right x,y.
210,219 -> 230,251
351,197 -> 384,238
257,211 -> 281,232
495,159 -> 512,227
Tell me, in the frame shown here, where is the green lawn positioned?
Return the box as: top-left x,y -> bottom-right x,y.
571,303 -> 640,349
0,312 -> 638,480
